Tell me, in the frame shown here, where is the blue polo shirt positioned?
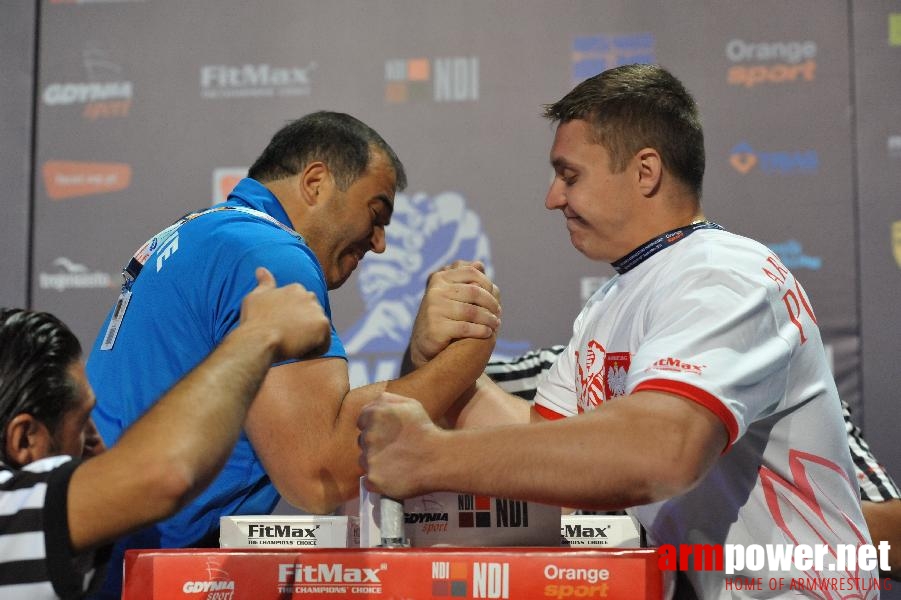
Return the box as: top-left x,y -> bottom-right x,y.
86,178 -> 346,596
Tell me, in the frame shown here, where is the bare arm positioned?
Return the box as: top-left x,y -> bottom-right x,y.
862,499 -> 901,580
246,334 -> 496,514
243,261 -> 501,514
359,389 -> 727,511
66,268 -> 330,552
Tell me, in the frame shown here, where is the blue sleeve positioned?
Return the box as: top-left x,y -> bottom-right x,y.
209,238 -> 346,362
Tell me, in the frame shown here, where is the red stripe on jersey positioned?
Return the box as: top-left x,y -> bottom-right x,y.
633,378 -> 739,449
534,403 -> 567,421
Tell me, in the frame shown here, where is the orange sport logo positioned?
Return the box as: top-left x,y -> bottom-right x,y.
726,38 -> 817,88
43,160 -> 131,200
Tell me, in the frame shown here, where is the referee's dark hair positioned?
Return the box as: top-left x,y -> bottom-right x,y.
0,308 -> 82,461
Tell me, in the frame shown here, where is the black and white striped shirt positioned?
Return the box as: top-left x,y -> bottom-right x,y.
0,455 -> 105,599
486,345 -> 901,503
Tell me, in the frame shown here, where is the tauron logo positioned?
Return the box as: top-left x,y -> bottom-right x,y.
726,39 -> 817,88
43,160 -> 131,200
200,63 -> 316,99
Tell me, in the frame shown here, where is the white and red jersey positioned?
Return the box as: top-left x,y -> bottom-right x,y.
535,228 -> 878,598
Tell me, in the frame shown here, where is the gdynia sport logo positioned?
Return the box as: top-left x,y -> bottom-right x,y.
657,542 -> 892,593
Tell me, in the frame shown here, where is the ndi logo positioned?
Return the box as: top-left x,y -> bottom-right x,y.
571,33 -> 655,84
384,57 -> 479,103
729,142 -> 818,175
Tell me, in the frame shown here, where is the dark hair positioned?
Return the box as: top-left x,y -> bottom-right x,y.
0,308 -> 82,454
543,63 -> 705,197
248,110 -> 407,192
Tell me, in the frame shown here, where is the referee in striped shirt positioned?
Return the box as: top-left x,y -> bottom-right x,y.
0,268 -> 330,599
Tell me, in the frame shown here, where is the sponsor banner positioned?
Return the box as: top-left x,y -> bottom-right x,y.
657,542 -> 890,595
766,240 -> 822,271
571,33 -> 656,84
725,39 -> 818,88
729,142 -> 818,175
359,486 -> 560,549
342,191 -> 530,388
891,13 -> 901,46
42,160 -> 131,199
200,63 -> 316,99
212,168 -> 247,205
220,516 -> 358,549
560,515 -> 642,548
123,547 -> 668,599
41,42 -> 133,120
384,57 -> 479,103
38,257 -> 115,291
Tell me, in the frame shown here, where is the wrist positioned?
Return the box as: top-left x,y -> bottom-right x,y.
228,322 -> 281,364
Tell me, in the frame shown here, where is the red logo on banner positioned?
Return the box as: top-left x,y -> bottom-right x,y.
42,160 -> 131,200
212,168 -> 246,205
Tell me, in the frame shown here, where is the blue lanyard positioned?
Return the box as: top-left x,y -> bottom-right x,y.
120,205 -> 303,290
611,221 -> 724,275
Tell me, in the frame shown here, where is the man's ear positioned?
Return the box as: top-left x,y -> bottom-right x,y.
299,161 -> 335,206
635,148 -> 662,197
4,413 -> 53,467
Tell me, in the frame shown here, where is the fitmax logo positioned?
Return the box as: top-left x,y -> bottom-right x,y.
562,524 -> 610,540
277,563 -> 385,584
247,524 -> 319,538
201,62 -> 316,99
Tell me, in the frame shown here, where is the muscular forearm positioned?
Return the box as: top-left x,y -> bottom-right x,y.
68,325 -> 278,551
331,337 -> 496,506
382,392 -> 725,509
386,337 -> 496,419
